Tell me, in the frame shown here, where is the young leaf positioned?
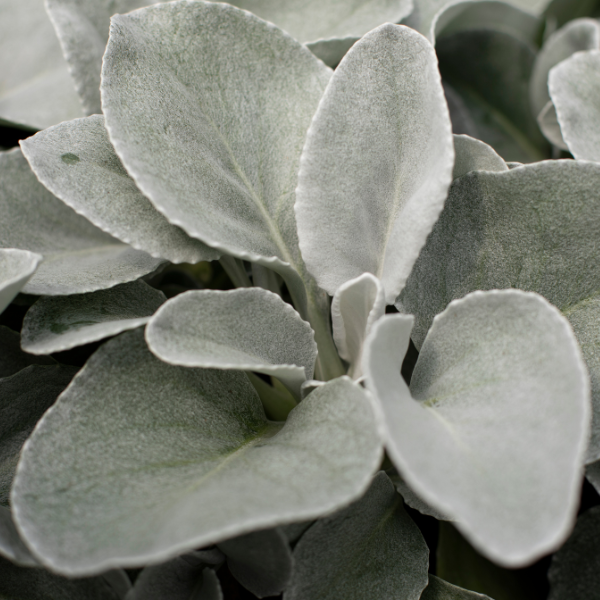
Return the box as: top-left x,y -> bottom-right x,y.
0,249 -> 42,314
452,134 -> 508,180
12,330 -> 381,576
0,506 -> 37,567
0,326 -> 56,378
0,0 -> 82,129
146,288 -> 317,400
21,116 -> 219,264
397,161 -> 600,462
547,507 -> 600,600
420,575 -> 493,600
219,528 -> 293,598
21,280 -> 165,355
331,273 -> 386,379
284,472 -> 429,600
364,291 -> 590,567
295,24 -> 454,304
549,49 -> 600,161
0,149 -> 163,295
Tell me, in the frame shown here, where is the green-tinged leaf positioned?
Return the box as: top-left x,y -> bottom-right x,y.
537,101 -> 569,149
452,134 -> 507,180
219,528 -> 292,598
543,0 -> 600,32
12,330 -> 381,575
0,0 -> 82,130
587,460 -> 600,494
549,50 -> 600,161
45,0 -> 161,116
0,506 -> 37,567
548,507 -> 600,600
0,555 -> 121,600
331,273 -> 385,379
0,149 -> 164,295
21,116 -> 219,264
295,24 -> 453,304
127,552 -> 224,600
397,161 -> 600,462
0,249 -> 42,314
0,326 -> 56,378
1,364 -> 78,506
365,291 -> 589,566
284,471 -> 429,600
146,288 -> 316,400
390,472 -> 452,521
21,280 -> 165,355
437,30 -> 549,162
421,575 -> 494,600
530,18 -> 600,119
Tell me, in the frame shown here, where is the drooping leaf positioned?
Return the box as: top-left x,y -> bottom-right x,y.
0,249 -> 42,314
12,330 -> 381,576
0,149 -> 164,295
365,291 -> 589,566
21,116 -> 219,265
146,288 -> 317,400
0,364 -> 78,506
0,326 -> 56,378
219,528 -> 293,598
284,471 -> 429,600
547,507 -> 600,600
452,134 -> 507,180
295,24 -> 454,304
397,161 -> 600,462
331,273 -> 385,379
549,49 -> 600,161
21,280 -> 165,355
420,575 -> 494,600
0,0 -> 82,129
0,506 -> 37,567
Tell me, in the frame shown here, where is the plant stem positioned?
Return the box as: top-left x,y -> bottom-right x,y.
220,255 -> 252,288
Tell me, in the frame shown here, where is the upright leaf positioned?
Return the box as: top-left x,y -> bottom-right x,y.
0,249 -> 42,314
295,24 -> 454,303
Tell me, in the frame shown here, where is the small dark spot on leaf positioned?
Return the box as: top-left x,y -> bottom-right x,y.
61,153 -> 80,165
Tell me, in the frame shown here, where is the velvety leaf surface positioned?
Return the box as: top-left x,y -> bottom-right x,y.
0,0 -> 82,129
0,506 -> 37,566
452,134 -> 507,180
284,471 -> 429,600
397,161 -> 600,462
0,249 -> 42,314
529,18 -> 600,119
537,101 -> 569,149
331,273 -> 385,380
0,326 -> 56,379
0,364 -> 78,507
21,280 -> 165,355
420,575 -> 493,600
219,528 -> 292,598
146,288 -> 317,400
295,24 -> 453,303
549,49 -> 600,161
548,507 -> 600,600
365,291 -> 589,566
0,149 -> 163,295
305,38 -> 358,68
390,472 -> 452,521
21,116 -> 219,264
12,330 -> 381,575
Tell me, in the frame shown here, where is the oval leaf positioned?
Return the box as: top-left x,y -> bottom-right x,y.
365,290 -> 589,566
0,249 -> 42,314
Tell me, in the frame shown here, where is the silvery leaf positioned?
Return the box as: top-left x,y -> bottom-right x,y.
21,115 -> 219,264
537,101 -> 569,149
0,149 -> 164,295
1,364 -> 78,506
45,0 -> 161,116
420,575 -> 493,600
331,273 -> 385,379
586,460 -> 600,494
305,38 -> 358,68
219,528 -> 292,598
146,288 -> 317,400
21,280 -> 165,355
397,160 -> 600,462
452,134 -> 508,180
11,330 -> 382,575
0,0 -> 82,129
0,506 -> 37,567
390,472 -> 452,521
549,49 -> 600,161
548,507 -> 600,600
0,249 -> 42,314
295,24 -> 454,304
0,326 -> 56,379
284,471 -> 429,600
365,290 -> 590,566
529,18 -> 600,119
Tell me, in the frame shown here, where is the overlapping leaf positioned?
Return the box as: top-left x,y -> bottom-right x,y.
420,575 -> 493,600
365,290 -> 589,566
0,249 -> 42,314
0,506 -> 37,567
452,134 -> 508,179
0,327 -> 55,378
